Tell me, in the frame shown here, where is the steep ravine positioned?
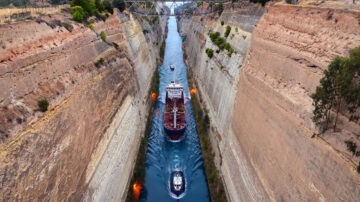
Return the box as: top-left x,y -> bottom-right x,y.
179,2 -> 360,201
0,8 -> 167,201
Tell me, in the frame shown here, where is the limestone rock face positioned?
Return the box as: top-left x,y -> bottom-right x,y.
0,8 -> 166,201
180,3 -> 360,202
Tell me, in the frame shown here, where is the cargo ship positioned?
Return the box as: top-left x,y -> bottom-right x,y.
164,65 -> 186,140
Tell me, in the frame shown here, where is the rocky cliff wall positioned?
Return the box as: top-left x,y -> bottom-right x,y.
180,2 -> 360,201
0,7 -> 166,201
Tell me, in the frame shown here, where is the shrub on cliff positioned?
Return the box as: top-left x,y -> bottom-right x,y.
206,48 -> 214,58
95,58 -> 104,68
250,0 -> 271,6
38,100 -> 49,112
217,3 -> 223,16
103,0 -> 114,14
345,140 -> 357,156
358,162 -> 360,174
100,31 -> 106,41
311,46 -> 360,132
71,0 -> 96,16
88,23 -> 94,30
113,0 -> 126,12
71,6 -> 85,22
224,25 -> 231,38
95,0 -> 105,12
221,21 -> 224,26
51,0 -> 67,5
209,32 -> 230,51
209,32 -> 220,41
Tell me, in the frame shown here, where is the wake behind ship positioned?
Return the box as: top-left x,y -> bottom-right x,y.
164,65 -> 186,140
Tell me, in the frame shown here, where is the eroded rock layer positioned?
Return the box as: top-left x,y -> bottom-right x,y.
0,8 -> 166,201
180,3 -> 360,201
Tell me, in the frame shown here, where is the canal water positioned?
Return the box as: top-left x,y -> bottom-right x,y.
140,17 -> 210,201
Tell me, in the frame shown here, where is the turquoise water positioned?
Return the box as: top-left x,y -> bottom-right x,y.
140,17 -> 210,202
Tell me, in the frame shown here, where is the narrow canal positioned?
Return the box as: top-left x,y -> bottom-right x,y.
140,17 -> 210,201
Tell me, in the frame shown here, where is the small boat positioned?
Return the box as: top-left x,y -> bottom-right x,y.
170,64 -> 175,71
170,171 -> 185,197
164,65 -> 186,140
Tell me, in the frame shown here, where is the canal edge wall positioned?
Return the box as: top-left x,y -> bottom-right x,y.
0,5 -> 168,201
179,2 -> 360,201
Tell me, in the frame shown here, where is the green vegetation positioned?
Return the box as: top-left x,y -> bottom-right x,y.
311,47 -> 360,132
95,0 -> 105,12
71,6 -> 85,22
217,3 -> 223,16
224,25 -> 231,38
71,0 -> 96,16
358,162 -> 360,174
238,64 -> 242,69
70,0 -> 117,22
94,58 -> 104,68
100,31 -> 106,41
143,29 -> 149,34
249,0 -> 271,6
345,140 -> 357,156
221,21 -> 224,26
224,42 -> 233,56
38,99 -> 49,112
286,0 -> 292,4
235,27 -> 238,32
220,65 -> 224,70
206,48 -> 214,58
144,1 -> 152,8
103,0 -> 114,14
51,0 -> 67,5
97,12 -> 108,21
187,71 -> 228,202
89,19 -> 95,24
197,2 -> 203,7
209,32 -> 234,56
113,0 -> 126,12
242,35 -> 247,39
88,23 -> 94,30
209,32 -> 225,50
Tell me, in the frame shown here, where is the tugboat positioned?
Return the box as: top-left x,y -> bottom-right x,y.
170,170 -> 185,198
164,65 -> 186,140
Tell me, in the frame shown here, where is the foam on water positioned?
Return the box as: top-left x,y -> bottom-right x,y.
140,17 -> 210,202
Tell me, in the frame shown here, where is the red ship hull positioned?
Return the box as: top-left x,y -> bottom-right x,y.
164,90 -> 186,140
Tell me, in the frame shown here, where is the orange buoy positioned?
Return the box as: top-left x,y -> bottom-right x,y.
133,180 -> 144,200
190,89 -> 196,95
151,92 -> 158,101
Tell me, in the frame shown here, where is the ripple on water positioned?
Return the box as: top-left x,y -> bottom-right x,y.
140,17 -> 210,202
